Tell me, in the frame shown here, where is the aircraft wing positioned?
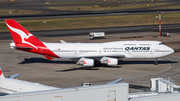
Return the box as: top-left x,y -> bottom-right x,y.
55,54 -> 126,60
6,74 -> 20,79
81,54 -> 126,58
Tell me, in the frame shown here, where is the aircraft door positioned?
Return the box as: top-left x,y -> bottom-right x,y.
150,48 -> 153,55
99,48 -> 102,54
74,49 -> 78,57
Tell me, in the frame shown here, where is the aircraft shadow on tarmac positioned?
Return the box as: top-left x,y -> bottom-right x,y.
56,67 -> 100,72
57,60 -> 178,72
119,60 -> 178,65
19,58 -> 177,72
56,66 -> 122,72
19,58 -> 178,65
19,58 -> 75,64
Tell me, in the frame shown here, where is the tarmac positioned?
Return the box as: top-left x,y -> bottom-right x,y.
0,31 -> 180,89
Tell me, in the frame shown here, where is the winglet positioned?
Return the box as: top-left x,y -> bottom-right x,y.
60,40 -> 67,43
106,78 -> 123,85
6,74 -> 20,79
0,68 -> 5,78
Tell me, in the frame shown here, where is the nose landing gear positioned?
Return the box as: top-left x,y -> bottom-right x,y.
154,58 -> 158,65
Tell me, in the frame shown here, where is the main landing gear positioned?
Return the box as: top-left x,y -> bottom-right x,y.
94,60 -> 101,67
154,58 -> 158,65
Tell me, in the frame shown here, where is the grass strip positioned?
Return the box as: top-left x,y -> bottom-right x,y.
49,0 -> 167,5
0,9 -> 42,15
50,1 -> 123,5
1,12 -> 180,33
48,3 -> 171,11
154,4 -> 180,9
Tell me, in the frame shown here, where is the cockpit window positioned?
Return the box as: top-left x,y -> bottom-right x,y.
159,43 -> 164,45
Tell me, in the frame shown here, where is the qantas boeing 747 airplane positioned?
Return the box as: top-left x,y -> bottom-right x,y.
5,19 -> 174,66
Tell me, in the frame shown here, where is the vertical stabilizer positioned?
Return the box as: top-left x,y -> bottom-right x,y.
5,19 -> 61,58
0,68 -> 5,78
5,19 -> 42,46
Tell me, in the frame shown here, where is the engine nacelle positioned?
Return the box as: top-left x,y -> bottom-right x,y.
107,58 -> 118,66
83,59 -> 94,67
100,57 -> 118,66
77,58 -> 94,67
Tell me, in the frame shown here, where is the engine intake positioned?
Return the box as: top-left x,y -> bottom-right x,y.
100,57 -> 118,66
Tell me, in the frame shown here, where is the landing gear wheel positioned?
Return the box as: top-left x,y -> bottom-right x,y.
154,62 -> 158,65
154,59 -> 158,65
94,60 -> 101,67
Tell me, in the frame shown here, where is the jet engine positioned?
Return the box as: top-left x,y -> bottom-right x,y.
76,58 -> 94,67
100,57 -> 118,66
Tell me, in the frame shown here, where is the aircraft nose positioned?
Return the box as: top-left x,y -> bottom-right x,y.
168,47 -> 174,55
171,48 -> 174,54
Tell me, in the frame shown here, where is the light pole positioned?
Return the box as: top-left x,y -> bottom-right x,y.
158,11 -> 163,37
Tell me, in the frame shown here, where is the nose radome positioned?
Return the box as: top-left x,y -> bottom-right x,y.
168,47 -> 174,55
171,48 -> 174,54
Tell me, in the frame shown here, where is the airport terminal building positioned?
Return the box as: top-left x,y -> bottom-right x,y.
1,79 -> 180,101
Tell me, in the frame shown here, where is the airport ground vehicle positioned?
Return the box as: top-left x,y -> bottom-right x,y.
161,32 -> 170,37
89,32 -> 105,40
6,19 -> 174,66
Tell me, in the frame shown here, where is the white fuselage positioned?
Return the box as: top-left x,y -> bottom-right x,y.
44,41 -> 174,59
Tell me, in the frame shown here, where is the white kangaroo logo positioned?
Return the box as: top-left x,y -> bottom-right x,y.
24,33 -> 33,40
6,23 -> 37,49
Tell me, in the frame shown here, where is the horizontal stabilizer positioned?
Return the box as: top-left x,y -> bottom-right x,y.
45,56 -> 54,60
6,74 -> 20,79
106,78 -> 123,85
15,47 -> 33,49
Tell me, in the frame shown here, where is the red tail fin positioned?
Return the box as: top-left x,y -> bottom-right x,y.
0,68 -> 5,78
5,19 -> 60,58
5,19 -> 42,46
